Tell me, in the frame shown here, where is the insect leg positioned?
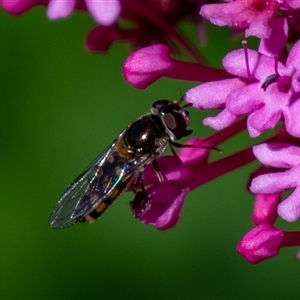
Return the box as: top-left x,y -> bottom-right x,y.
152,159 -> 164,182
169,142 -> 182,164
131,172 -> 145,194
130,172 -> 151,218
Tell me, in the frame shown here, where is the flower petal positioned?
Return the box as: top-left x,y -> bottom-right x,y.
223,49 -> 283,80
247,106 -> 281,137
86,0 -> 121,25
203,108 -> 238,130
278,187 -> 300,222
237,224 -> 284,264
258,17 -> 288,57
123,44 -> 173,89
47,0 -> 75,19
253,143 -> 300,168
138,182 -> 187,230
226,83 -> 264,115
245,4 -> 275,38
185,78 -> 246,109
250,170 -> 297,194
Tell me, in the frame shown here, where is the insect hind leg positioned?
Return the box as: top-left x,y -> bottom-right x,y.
130,172 -> 150,218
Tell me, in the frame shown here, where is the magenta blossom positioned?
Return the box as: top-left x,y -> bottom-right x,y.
237,223 -> 284,264
200,0 -> 278,38
238,223 -> 300,263
123,44 -> 230,89
174,16 -> 287,131
47,0 -> 121,25
186,30 -> 300,138
6,0 -> 300,265
0,0 -> 121,25
0,0 -> 45,15
251,143 -> 300,222
286,0 -> 300,9
129,138 -> 212,230
131,181 -> 189,231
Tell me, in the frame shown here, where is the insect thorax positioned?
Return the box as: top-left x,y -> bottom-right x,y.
123,114 -> 169,156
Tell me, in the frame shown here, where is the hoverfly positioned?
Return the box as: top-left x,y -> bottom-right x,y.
49,99 -> 194,229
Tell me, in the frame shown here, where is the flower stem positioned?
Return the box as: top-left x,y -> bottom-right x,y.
204,118 -> 247,146
281,231 -> 300,247
168,60 -> 232,82
189,146 -> 255,190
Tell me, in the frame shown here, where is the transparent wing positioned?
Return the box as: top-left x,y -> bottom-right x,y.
49,135 -> 154,229
49,139 -> 119,229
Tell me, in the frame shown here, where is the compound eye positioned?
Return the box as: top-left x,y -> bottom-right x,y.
152,99 -> 170,111
163,112 -> 191,140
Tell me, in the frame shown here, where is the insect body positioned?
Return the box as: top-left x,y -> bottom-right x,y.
49,99 -> 192,229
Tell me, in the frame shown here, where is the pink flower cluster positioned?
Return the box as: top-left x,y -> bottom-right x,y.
122,0 -> 300,264
3,0 -> 300,263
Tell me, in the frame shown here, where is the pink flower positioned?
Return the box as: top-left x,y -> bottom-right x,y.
185,78 -> 246,130
200,0 -> 278,38
0,0 -> 121,25
6,0 -> 300,264
131,181 -> 189,231
130,138 -> 212,230
285,0 -> 300,9
225,41 -> 300,138
186,24 -> 300,138
238,223 -> 300,263
237,224 -> 284,264
250,143 -> 300,222
48,0 -> 121,25
0,0 -> 45,15
123,44 -> 230,89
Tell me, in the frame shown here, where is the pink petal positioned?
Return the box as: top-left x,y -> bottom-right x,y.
226,83 -> 264,115
247,107 -> 281,137
0,0 -> 42,15
223,49 -> 284,80
47,0 -> 75,19
203,109 -> 238,130
245,3 -> 275,38
185,78 -> 246,109
200,2 -> 251,29
278,187 -> 300,222
250,170 -> 297,194
178,138 -> 210,168
142,156 -> 188,186
86,0 -> 121,25
237,224 -> 284,264
285,0 -> 300,9
139,182 -> 187,230
123,44 -> 173,89
156,189 -> 188,230
284,100 -> 300,138
258,17 -> 288,57
253,143 -> 300,168
285,39 -> 300,72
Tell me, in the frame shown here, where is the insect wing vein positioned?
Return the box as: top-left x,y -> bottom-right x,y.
49,140 -> 118,229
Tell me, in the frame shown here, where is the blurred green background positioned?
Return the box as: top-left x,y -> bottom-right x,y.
0,7 -> 299,300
